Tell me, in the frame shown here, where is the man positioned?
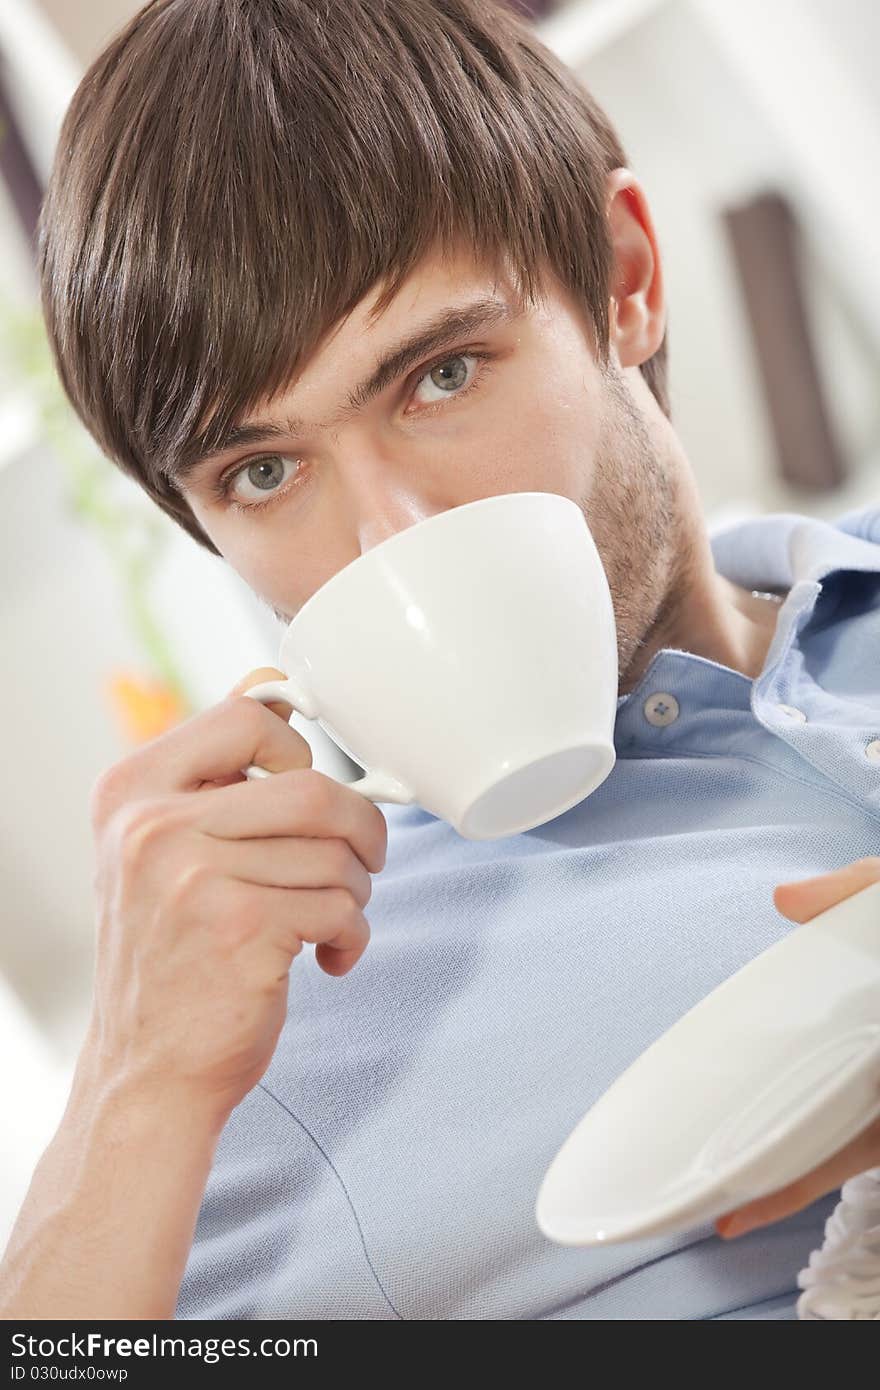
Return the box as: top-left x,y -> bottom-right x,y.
2,0 -> 878,1320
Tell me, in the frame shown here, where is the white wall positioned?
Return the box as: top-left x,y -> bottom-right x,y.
30,0 -> 142,67
578,0 -> 880,519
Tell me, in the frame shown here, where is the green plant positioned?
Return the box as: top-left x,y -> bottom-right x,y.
0,295 -> 194,713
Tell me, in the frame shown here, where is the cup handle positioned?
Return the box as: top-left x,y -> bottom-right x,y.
240,679 -> 414,806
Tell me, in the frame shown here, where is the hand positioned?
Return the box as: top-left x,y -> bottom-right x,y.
84,666 -> 388,1130
716,857 -> 880,1240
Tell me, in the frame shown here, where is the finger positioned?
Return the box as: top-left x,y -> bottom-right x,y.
204,668 -> 294,784
95,694 -> 314,809
279,884 -> 371,976
717,1112 -> 880,1238
199,666 -> 296,789
198,832 -> 374,909
228,666 -> 295,723
773,857 -> 880,923
218,876 -> 371,976
189,766 -> 388,875
197,771 -> 248,790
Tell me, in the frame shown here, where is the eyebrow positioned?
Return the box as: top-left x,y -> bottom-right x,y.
166,295 -> 519,488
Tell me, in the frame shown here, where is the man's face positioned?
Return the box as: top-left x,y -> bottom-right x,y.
181,242 -> 679,689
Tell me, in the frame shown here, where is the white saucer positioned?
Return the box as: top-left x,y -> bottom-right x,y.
535,878 -> 880,1245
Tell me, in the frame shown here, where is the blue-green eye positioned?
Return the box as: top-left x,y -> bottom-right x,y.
214,454 -> 302,511
212,349 -> 494,514
412,353 -> 477,406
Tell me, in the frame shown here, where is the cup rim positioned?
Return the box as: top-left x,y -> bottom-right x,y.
281,490 -> 577,638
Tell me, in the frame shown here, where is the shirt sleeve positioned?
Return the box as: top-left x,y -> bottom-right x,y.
174,1081 -> 399,1320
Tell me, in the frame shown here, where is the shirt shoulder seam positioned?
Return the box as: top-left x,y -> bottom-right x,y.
257,1079 -> 404,1320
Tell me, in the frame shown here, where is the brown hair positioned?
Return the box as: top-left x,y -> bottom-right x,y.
38,0 -> 670,557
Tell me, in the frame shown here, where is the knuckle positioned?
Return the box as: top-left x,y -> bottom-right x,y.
214,920 -> 249,955
214,893 -> 261,952
113,797 -> 178,868
368,809 -> 389,870
227,692 -> 269,735
376,825 -> 388,870
90,762 -> 135,829
324,836 -> 353,880
225,687 -> 312,769
355,869 -> 373,910
333,886 -> 362,928
166,858 -> 214,909
291,767 -> 333,816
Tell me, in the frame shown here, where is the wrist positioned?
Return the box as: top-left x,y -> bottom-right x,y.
69,1032 -> 231,1143
2,1041 -> 225,1321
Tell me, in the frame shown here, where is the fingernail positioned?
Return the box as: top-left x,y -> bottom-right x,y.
717,1213 -> 751,1239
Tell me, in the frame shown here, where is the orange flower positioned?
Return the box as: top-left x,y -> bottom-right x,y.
106,669 -> 189,743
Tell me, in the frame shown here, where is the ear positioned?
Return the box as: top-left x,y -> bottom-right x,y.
605,168 -> 667,369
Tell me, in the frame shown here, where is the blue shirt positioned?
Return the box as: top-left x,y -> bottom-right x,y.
175,502 -> 880,1320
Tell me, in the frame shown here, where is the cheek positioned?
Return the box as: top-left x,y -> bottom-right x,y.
189,504 -> 285,597
480,364 -> 602,496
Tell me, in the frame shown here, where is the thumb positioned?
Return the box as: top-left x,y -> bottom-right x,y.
228,666 -> 294,723
194,668 -> 297,791
773,858 -> 880,923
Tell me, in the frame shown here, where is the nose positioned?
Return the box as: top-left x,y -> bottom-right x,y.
332,435 -> 448,554
356,499 -> 440,555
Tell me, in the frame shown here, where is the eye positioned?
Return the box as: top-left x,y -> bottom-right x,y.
214,454 -> 303,511
410,353 -> 484,408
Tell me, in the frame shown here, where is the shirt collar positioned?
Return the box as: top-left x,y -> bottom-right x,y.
709,505 -> 880,591
616,505 -> 880,710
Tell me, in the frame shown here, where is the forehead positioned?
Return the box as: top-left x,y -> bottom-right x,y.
238,248 -> 531,419
313,240 -> 530,358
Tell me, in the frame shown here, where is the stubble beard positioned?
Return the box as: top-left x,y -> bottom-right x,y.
585,366 -> 695,695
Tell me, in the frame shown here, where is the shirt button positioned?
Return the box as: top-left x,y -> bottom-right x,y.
776,703 -> 807,722
866,739 -> 880,763
643,692 -> 680,727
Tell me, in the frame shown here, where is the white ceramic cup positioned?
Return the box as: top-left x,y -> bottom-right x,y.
241,491 -> 618,840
